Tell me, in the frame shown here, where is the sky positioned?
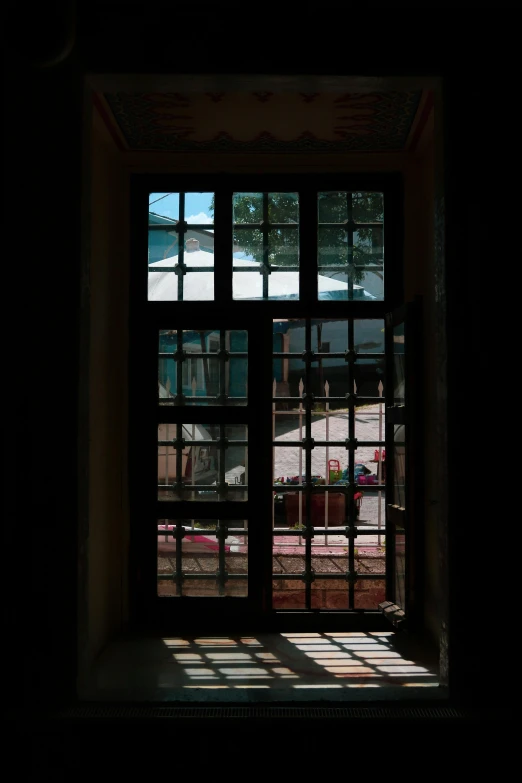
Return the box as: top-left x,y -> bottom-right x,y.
148,192 -> 213,224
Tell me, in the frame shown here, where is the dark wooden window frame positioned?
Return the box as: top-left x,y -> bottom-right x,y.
129,173 -> 404,633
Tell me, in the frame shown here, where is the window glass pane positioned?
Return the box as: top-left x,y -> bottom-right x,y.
355,319 -> 385,353
267,272 -> 300,301
233,228 -> 263,259
353,192 -> 384,301
158,424 -> 248,501
317,228 -> 353,301
273,318 -> 306,398
318,227 -> 349,266
185,192 -> 215,225
149,192 -> 216,225
228,357 -> 248,404
158,330 -> 178,400
148,226 -> 180,266
233,228 -> 263,300
312,446 -> 346,490
317,192 -> 384,301
318,191 -> 348,224
148,193 -> 215,301
352,192 -> 384,223
149,192 -> 180,221
182,355 -> 220,399
302,491 -> 347,528
269,227 -> 299,267
353,579 -> 386,610
354,356 -> 386,399
158,330 -> 248,405
158,519 -> 248,597
268,192 -> 299,223
311,578 -> 349,611
310,318 -> 346,398
274,446 -> 303,486
233,193 -> 300,300
272,580 -> 306,610
149,236 -> 215,301
355,485 -> 386,529
274,413 -> 304,445
354,227 -> 384,300
233,192 -> 263,223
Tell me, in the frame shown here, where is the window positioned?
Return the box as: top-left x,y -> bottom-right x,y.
131,175 -> 401,626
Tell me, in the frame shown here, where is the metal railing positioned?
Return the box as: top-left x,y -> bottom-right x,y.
272,376 -> 385,548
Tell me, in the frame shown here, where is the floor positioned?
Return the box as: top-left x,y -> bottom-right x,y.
82,630 -> 443,703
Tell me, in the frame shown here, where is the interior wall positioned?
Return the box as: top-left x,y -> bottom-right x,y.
403,121 -> 438,643
124,151 -> 409,174
83,108 -> 129,675
419,143 -> 439,646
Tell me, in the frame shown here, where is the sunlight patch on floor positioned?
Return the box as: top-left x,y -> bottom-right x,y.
86,630 -> 441,701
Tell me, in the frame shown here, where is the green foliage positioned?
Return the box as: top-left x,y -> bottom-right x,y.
210,191 -> 384,285
318,192 -> 384,285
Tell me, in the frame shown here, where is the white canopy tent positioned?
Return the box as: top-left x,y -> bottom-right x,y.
148,249 -> 375,301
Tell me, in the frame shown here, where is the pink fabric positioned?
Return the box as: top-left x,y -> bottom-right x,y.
158,526 -> 230,553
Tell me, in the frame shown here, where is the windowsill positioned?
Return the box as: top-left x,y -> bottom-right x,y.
79,629 -> 444,704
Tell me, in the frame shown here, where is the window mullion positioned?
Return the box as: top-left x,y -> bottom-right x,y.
218,422 -> 227,501
175,329 -> 184,405
177,194 -> 185,301
299,190 -> 318,306
304,319 -> 313,609
174,520 -> 184,596
347,192 -> 354,302
217,520 -> 228,596
347,318 -> 356,608
262,191 -> 269,300
219,328 -> 227,405
214,189 -> 233,303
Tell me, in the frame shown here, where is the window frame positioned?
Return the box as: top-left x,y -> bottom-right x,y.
129,173 -> 403,630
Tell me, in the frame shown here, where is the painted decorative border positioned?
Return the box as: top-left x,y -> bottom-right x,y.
102,91 -> 423,153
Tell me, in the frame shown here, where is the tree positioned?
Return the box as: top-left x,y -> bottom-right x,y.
210,191 -> 383,285
317,191 -> 384,286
